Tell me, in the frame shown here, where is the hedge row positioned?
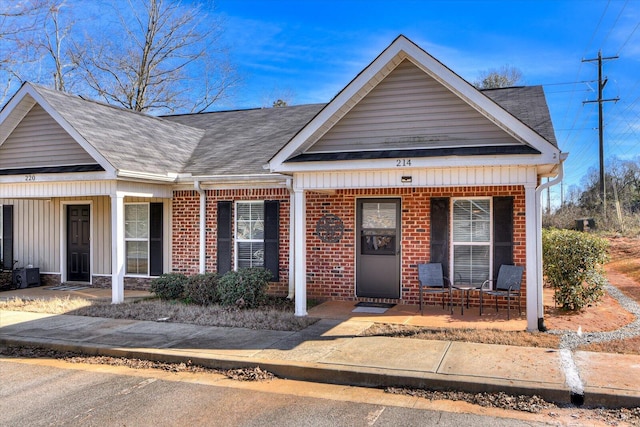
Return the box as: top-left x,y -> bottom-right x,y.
150,267 -> 272,309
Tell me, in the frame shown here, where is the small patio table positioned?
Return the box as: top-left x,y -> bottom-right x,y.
452,283 -> 480,315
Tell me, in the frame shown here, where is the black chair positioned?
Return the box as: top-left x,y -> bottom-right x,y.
418,263 -> 453,315
479,265 -> 524,320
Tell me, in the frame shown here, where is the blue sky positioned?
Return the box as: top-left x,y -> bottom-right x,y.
211,0 -> 639,205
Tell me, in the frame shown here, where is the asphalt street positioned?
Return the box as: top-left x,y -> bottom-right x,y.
0,358 -> 549,427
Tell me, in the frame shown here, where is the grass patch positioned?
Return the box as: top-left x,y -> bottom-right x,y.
0,296 -> 318,332
361,323 -> 561,348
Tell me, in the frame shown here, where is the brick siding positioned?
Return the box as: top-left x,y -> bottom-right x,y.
171,185 -> 526,307
172,188 -> 291,297
306,186 -> 527,307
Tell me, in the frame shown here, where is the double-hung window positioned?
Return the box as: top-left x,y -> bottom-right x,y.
452,198 -> 492,287
235,201 -> 264,269
125,203 -> 149,275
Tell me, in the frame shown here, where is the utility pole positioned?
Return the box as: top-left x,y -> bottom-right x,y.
583,50 -> 619,220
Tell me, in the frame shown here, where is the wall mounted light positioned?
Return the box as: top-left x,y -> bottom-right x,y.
401,176 -> 412,183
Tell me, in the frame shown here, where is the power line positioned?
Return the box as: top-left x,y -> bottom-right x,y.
616,21 -> 640,56
582,50 -> 620,218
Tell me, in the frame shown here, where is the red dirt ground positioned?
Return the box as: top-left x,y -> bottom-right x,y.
544,236 -> 640,333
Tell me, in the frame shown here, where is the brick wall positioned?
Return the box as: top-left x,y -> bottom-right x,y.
172,188 -> 291,296
305,186 -> 527,307
171,185 -> 527,307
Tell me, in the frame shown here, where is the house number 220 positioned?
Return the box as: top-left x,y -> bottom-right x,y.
396,159 -> 411,167
25,175 -> 36,181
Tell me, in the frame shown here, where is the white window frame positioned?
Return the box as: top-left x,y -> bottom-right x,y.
125,202 -> 150,276
234,201 -> 265,270
450,197 -> 493,287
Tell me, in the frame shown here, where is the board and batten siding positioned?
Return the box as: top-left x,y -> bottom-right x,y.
308,59 -> 522,153
0,196 -> 167,277
0,104 -> 97,169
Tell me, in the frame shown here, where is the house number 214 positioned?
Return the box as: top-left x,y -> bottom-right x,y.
396,159 -> 411,167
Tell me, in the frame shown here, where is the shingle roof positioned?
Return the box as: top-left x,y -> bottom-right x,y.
482,85 -> 558,146
22,83 -> 556,178
163,104 -> 324,176
31,84 -> 204,175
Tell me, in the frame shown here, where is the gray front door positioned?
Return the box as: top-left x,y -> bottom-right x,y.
356,199 -> 401,299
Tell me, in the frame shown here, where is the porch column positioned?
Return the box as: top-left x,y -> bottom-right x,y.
293,188 -> 307,316
287,181 -> 295,299
524,183 -> 538,331
111,193 -> 125,304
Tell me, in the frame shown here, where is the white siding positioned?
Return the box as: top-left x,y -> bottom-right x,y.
0,104 -> 97,169
0,196 -> 169,277
308,59 -> 521,153
294,166 -> 537,191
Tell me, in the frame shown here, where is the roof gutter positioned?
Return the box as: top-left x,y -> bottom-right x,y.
117,170 -> 179,182
534,152 -> 568,331
194,180 -> 206,274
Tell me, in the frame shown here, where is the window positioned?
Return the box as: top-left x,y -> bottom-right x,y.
125,203 -> 149,275
235,201 -> 264,269
451,199 -> 491,286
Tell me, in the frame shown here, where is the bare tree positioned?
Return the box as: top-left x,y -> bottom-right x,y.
0,0 -> 49,100
474,65 -> 523,89
74,0 -> 237,113
41,2 -> 75,91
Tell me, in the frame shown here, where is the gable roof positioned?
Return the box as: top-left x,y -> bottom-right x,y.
0,83 -> 204,178
0,36 -> 560,181
270,35 -> 560,170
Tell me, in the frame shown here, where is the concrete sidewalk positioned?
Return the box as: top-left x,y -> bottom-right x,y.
1,309 -> 638,408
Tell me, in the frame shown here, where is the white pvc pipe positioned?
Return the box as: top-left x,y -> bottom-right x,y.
534,153 -> 567,330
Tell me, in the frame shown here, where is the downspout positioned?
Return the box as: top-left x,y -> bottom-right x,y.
194,180 -> 206,274
286,177 -> 295,300
534,153 -> 568,331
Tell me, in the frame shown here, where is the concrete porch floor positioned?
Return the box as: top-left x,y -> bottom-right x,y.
308,300 -> 528,331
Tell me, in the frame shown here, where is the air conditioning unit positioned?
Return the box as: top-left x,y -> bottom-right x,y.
13,267 -> 40,288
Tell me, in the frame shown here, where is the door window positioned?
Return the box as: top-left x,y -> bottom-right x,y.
360,202 -> 397,255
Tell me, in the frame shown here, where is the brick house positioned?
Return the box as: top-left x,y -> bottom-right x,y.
0,36 -> 563,331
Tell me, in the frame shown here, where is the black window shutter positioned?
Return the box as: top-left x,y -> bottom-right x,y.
493,196 -> 514,281
149,203 -> 163,276
2,205 -> 13,270
263,200 -> 280,281
217,201 -> 232,275
430,197 -> 450,278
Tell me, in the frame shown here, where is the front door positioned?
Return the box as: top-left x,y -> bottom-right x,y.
67,205 -> 90,282
356,199 -> 401,298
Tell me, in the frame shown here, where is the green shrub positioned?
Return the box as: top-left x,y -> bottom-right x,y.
184,273 -> 220,306
217,267 -> 272,309
542,228 -> 609,311
150,273 -> 188,300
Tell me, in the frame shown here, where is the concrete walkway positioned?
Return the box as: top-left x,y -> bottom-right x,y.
1,302 -> 639,408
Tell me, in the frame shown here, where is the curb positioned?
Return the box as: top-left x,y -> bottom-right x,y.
0,336 -> 577,406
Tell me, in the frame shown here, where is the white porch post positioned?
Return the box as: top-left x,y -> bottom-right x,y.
293,188 -> 307,316
111,193 -> 125,304
287,181 -> 296,299
524,183 -> 538,331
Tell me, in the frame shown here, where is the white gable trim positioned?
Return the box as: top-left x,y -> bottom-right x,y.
0,84 -> 116,175
270,35 -> 559,172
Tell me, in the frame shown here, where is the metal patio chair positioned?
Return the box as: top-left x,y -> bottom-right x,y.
479,265 -> 524,320
418,263 -> 453,315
